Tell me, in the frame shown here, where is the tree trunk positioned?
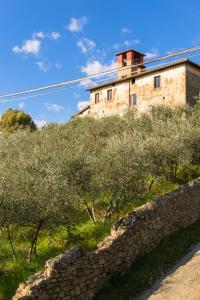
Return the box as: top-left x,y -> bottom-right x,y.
28,219 -> 44,263
65,219 -> 74,247
145,177 -> 159,196
83,199 -> 96,224
104,201 -> 117,223
104,191 -> 124,223
173,163 -> 178,181
91,207 -> 97,223
148,179 -> 155,192
7,225 -> 17,259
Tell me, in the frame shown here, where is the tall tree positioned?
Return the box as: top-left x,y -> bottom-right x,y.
0,108 -> 36,133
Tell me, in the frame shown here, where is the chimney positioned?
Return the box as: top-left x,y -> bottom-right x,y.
116,49 -> 145,79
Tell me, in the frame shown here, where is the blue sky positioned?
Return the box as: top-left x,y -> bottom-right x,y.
0,0 -> 200,126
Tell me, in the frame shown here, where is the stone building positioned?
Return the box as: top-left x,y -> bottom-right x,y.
75,49 -> 200,118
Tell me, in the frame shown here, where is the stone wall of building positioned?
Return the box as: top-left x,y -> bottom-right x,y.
13,179 -> 200,300
89,63 -> 187,118
186,64 -> 200,105
130,64 -> 186,113
90,80 -> 130,118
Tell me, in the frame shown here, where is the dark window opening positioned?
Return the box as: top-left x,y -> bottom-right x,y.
95,93 -> 99,104
122,53 -> 127,67
130,93 -> 137,106
154,75 -> 161,88
132,78 -> 135,84
107,89 -> 112,101
133,57 -> 139,64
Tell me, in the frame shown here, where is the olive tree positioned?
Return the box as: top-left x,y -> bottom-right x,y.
97,133 -> 150,221
0,130 -> 75,261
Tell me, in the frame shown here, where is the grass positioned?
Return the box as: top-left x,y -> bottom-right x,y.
96,219 -> 200,300
0,231 -> 60,300
0,220 -> 113,300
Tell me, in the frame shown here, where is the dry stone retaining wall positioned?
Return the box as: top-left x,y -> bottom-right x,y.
13,179 -> 200,300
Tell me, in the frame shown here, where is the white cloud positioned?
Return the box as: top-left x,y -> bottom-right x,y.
113,39 -> 141,50
113,43 -> 120,50
18,102 -> 26,109
145,48 -> 159,60
34,119 -> 48,129
121,27 -> 131,34
77,101 -> 89,111
193,35 -> 200,45
13,39 -> 41,55
36,60 -> 63,72
67,16 -> 88,32
81,60 -> 117,76
33,31 -> 45,39
33,31 -> 61,41
36,61 -> 48,72
50,32 -> 61,40
45,103 -> 64,112
55,61 -> 63,69
81,78 -> 96,89
166,47 -> 184,55
124,39 -> 141,46
13,30 -> 61,56
77,38 -> 96,53
96,48 -> 107,57
73,92 -> 81,98
134,39 -> 141,45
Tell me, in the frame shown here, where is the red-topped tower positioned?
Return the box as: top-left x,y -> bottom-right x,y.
116,49 -> 145,79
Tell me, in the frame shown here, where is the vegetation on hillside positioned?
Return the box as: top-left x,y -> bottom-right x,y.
1,103 -> 200,298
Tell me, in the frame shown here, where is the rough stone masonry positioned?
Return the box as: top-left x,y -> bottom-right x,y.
13,178 -> 200,300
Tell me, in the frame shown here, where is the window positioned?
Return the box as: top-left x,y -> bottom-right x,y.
154,76 -> 161,88
122,53 -> 127,67
131,78 -> 135,84
95,93 -> 99,104
130,93 -> 137,106
107,89 -> 112,101
133,57 -> 139,64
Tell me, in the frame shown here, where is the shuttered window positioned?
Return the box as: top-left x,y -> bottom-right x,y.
154,76 -> 161,88
95,93 -> 100,104
130,93 -> 137,106
107,89 -> 112,101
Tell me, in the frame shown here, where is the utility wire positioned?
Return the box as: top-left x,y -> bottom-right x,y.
0,75 -> 117,104
1,45 -> 200,99
1,52 -> 200,104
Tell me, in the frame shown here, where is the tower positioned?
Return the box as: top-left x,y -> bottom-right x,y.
116,49 -> 145,79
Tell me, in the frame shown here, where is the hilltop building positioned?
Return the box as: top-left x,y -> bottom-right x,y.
74,49 -> 200,118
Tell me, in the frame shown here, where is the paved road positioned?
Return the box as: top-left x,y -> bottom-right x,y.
138,242 -> 200,300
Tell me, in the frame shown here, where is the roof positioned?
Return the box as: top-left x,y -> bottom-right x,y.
115,49 -> 145,57
71,104 -> 90,118
88,58 -> 200,92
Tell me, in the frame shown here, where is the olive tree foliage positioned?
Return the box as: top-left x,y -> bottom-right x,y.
183,102 -> 200,165
0,130 -> 75,261
97,133 -> 150,221
146,118 -> 192,181
1,103 -> 200,261
0,134 -> 26,258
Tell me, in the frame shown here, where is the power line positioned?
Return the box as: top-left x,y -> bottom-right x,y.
1,52 -> 200,104
0,75 -> 117,104
1,45 -> 200,99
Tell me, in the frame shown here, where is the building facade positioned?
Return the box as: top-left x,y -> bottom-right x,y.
75,49 -> 200,118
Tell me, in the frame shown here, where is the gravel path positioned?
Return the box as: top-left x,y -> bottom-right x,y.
138,242 -> 200,300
